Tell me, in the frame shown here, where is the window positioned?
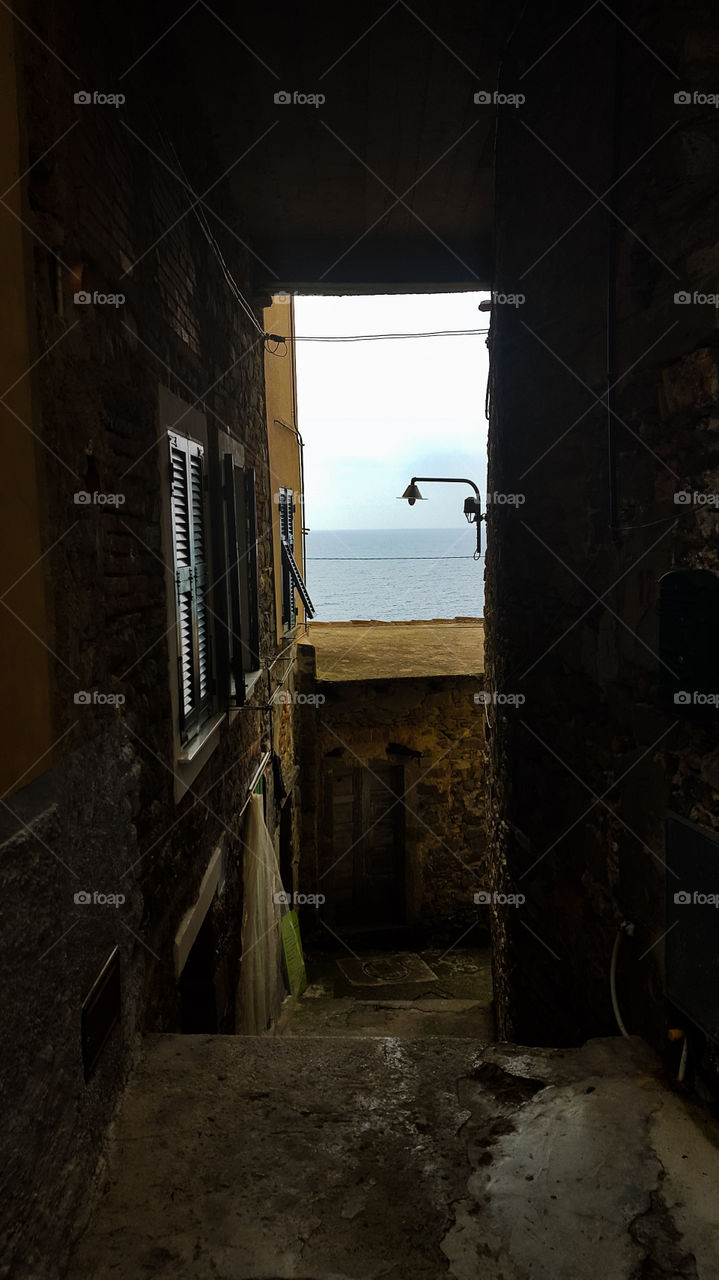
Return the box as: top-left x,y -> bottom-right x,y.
166,415 -> 264,741
278,487 -> 314,631
168,430 -> 213,744
222,452 -> 261,701
162,389 -> 266,798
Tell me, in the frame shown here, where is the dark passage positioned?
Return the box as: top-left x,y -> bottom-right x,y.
2,1 -> 719,1277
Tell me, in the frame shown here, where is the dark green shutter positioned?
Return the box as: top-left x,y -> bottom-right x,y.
222,457 -> 261,701
279,489 -> 296,629
243,468 -> 261,668
281,541 -> 314,620
279,487 -> 314,626
223,453 -> 243,700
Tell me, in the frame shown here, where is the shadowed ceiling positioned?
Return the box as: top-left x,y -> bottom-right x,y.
120,0 -> 521,288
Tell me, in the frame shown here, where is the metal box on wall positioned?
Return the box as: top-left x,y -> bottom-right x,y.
665,813 -> 719,1045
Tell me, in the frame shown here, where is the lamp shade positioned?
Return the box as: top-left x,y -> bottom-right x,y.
398,482 -> 425,505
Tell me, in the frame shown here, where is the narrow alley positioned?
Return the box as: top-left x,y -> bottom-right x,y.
3,1 -> 719,1277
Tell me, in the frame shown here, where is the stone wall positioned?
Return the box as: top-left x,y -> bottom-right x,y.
0,4 -> 296,1275
297,644 -> 489,943
485,0 -> 719,1060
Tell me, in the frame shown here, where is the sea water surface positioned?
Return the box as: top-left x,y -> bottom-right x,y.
304,528 -> 484,621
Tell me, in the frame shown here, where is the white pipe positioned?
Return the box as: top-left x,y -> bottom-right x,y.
236,750 -> 272,824
610,923 -> 634,1039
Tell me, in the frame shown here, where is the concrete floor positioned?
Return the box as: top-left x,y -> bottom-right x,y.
278,947 -> 494,1039
67,1021 -> 719,1278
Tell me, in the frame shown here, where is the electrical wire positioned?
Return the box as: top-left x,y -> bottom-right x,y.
307,555 -> 484,561
157,130 -> 491,351
265,327 -> 489,345
193,204 -> 265,335
153,126 -> 491,352
161,131 -> 266,339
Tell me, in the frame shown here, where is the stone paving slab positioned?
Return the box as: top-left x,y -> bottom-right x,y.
278,996 -> 495,1039
67,1035 -> 719,1280
304,946 -> 493,1004
337,953 -> 439,986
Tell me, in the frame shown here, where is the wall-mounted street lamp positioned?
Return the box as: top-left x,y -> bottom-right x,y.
398,476 -> 484,558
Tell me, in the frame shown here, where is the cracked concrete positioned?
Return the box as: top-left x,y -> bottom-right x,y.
67,1034 -> 719,1279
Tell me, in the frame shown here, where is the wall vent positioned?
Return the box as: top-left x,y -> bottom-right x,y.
665,813 -> 719,1044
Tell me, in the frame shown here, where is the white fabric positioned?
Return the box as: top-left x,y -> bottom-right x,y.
237,793 -> 286,1033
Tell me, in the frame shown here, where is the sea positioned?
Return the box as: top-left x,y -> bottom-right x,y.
303,528 -> 484,622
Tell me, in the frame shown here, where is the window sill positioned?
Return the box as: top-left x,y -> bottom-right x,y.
227,669 -> 263,726
174,712 -> 225,802
178,712 -> 225,764
245,668 -> 264,697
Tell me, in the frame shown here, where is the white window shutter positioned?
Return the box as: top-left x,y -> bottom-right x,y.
169,432 -> 212,740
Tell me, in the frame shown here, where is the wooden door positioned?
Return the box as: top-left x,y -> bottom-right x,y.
322,760 -> 405,929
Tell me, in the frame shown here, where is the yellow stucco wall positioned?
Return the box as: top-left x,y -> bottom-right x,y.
264,296 -> 307,642
0,12 -> 53,796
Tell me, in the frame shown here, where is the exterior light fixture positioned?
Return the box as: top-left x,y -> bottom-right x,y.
398,475 -> 484,557
399,482 -> 425,506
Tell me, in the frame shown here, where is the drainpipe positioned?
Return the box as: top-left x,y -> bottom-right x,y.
606,13 -> 621,543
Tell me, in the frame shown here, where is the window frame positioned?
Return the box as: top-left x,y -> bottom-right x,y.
159,391 -> 266,801
160,388 -> 224,802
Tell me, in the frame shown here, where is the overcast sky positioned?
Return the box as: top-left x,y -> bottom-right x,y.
294,292 -> 489,530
